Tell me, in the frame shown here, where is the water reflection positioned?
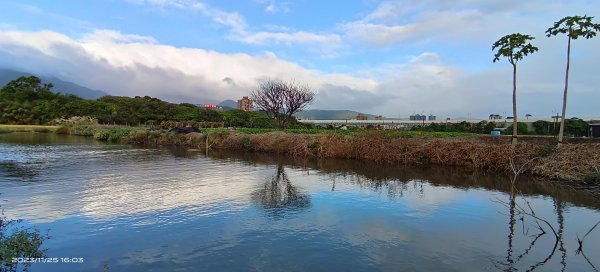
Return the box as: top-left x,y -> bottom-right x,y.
0,161 -> 38,180
1,134 -> 599,272
492,179 -> 599,272
251,165 -> 310,216
206,151 -> 600,209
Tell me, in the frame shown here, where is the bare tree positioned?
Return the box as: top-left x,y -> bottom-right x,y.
251,79 -> 315,129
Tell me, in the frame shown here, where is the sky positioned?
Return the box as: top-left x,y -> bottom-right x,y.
0,0 -> 599,118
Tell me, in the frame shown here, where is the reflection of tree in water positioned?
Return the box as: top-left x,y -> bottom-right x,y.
494,170 -> 598,272
251,165 -> 310,216
207,151 -> 600,210
329,172 -> 425,200
0,205 -> 47,272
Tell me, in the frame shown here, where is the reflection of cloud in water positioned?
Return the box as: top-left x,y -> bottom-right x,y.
79,165 -> 260,222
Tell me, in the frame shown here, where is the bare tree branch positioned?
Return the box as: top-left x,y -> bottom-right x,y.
251,79 -> 315,129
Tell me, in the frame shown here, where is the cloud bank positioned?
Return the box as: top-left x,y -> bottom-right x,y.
1,27 -> 599,118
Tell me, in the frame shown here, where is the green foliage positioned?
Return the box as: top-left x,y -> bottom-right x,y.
107,128 -> 133,142
564,117 -> 589,137
1,210 -> 47,272
93,129 -> 111,141
533,120 -> 554,135
0,76 -> 230,126
413,121 -> 497,134
222,109 -> 275,128
0,76 -> 61,125
159,120 -> 223,129
506,122 -> 529,135
197,109 -> 224,122
492,33 -> 539,64
546,15 -> 600,40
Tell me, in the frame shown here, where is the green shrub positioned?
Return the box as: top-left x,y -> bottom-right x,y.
506,122 -> 529,135
93,129 -> 110,141
1,211 -> 47,272
108,128 -> 133,142
533,120 -> 554,135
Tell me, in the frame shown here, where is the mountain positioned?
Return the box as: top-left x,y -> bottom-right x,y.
294,109 -> 378,120
0,69 -> 108,99
218,99 -> 237,108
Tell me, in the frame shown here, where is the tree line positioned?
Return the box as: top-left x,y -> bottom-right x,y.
493,15 -> 600,145
0,76 -> 307,128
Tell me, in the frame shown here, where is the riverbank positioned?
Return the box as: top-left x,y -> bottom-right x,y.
3,124 -> 599,185
0,124 -> 57,133
119,129 -> 600,184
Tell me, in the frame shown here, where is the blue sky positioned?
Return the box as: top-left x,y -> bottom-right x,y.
0,0 -> 599,118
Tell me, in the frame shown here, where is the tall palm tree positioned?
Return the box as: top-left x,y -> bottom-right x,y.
546,15 -> 600,146
493,34 -> 539,146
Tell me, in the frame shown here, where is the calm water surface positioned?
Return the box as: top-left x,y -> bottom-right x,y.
1,133 -> 599,272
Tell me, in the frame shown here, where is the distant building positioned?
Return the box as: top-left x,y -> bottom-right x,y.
375,115 -> 384,120
589,120 -> 600,138
357,113 -> 368,120
428,115 -> 436,121
410,114 -> 427,121
489,114 -> 503,120
237,96 -> 253,112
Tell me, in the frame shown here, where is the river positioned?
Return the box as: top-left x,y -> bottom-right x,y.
1,133 -> 599,272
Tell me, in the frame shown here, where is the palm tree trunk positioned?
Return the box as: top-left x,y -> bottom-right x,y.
512,63 -> 518,146
558,36 -> 571,146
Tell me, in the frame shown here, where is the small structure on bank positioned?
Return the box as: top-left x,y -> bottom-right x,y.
590,120 -> 600,138
489,114 -> 503,120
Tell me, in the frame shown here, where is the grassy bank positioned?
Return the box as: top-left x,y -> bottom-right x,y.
4,123 -> 598,183
0,124 -> 58,133
120,129 -> 600,183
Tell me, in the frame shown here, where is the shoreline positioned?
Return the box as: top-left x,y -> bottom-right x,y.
120,130 -> 600,185
2,127 -> 599,188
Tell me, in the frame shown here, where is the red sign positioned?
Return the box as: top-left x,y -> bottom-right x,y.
203,104 -> 218,108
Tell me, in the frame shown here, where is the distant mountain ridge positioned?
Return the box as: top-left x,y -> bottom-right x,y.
0,69 -> 108,99
294,109 -> 377,120
218,99 -> 237,108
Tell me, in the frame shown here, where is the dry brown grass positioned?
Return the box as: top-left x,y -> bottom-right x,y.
209,132 -> 599,182
121,129 -> 599,182
533,144 -> 600,181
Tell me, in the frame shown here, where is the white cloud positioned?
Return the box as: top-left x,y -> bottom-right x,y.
82,29 -> 158,44
255,0 -> 292,14
341,0 -> 600,46
0,29 -> 374,104
233,30 -> 341,46
126,0 -> 338,54
1,26 -> 599,118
